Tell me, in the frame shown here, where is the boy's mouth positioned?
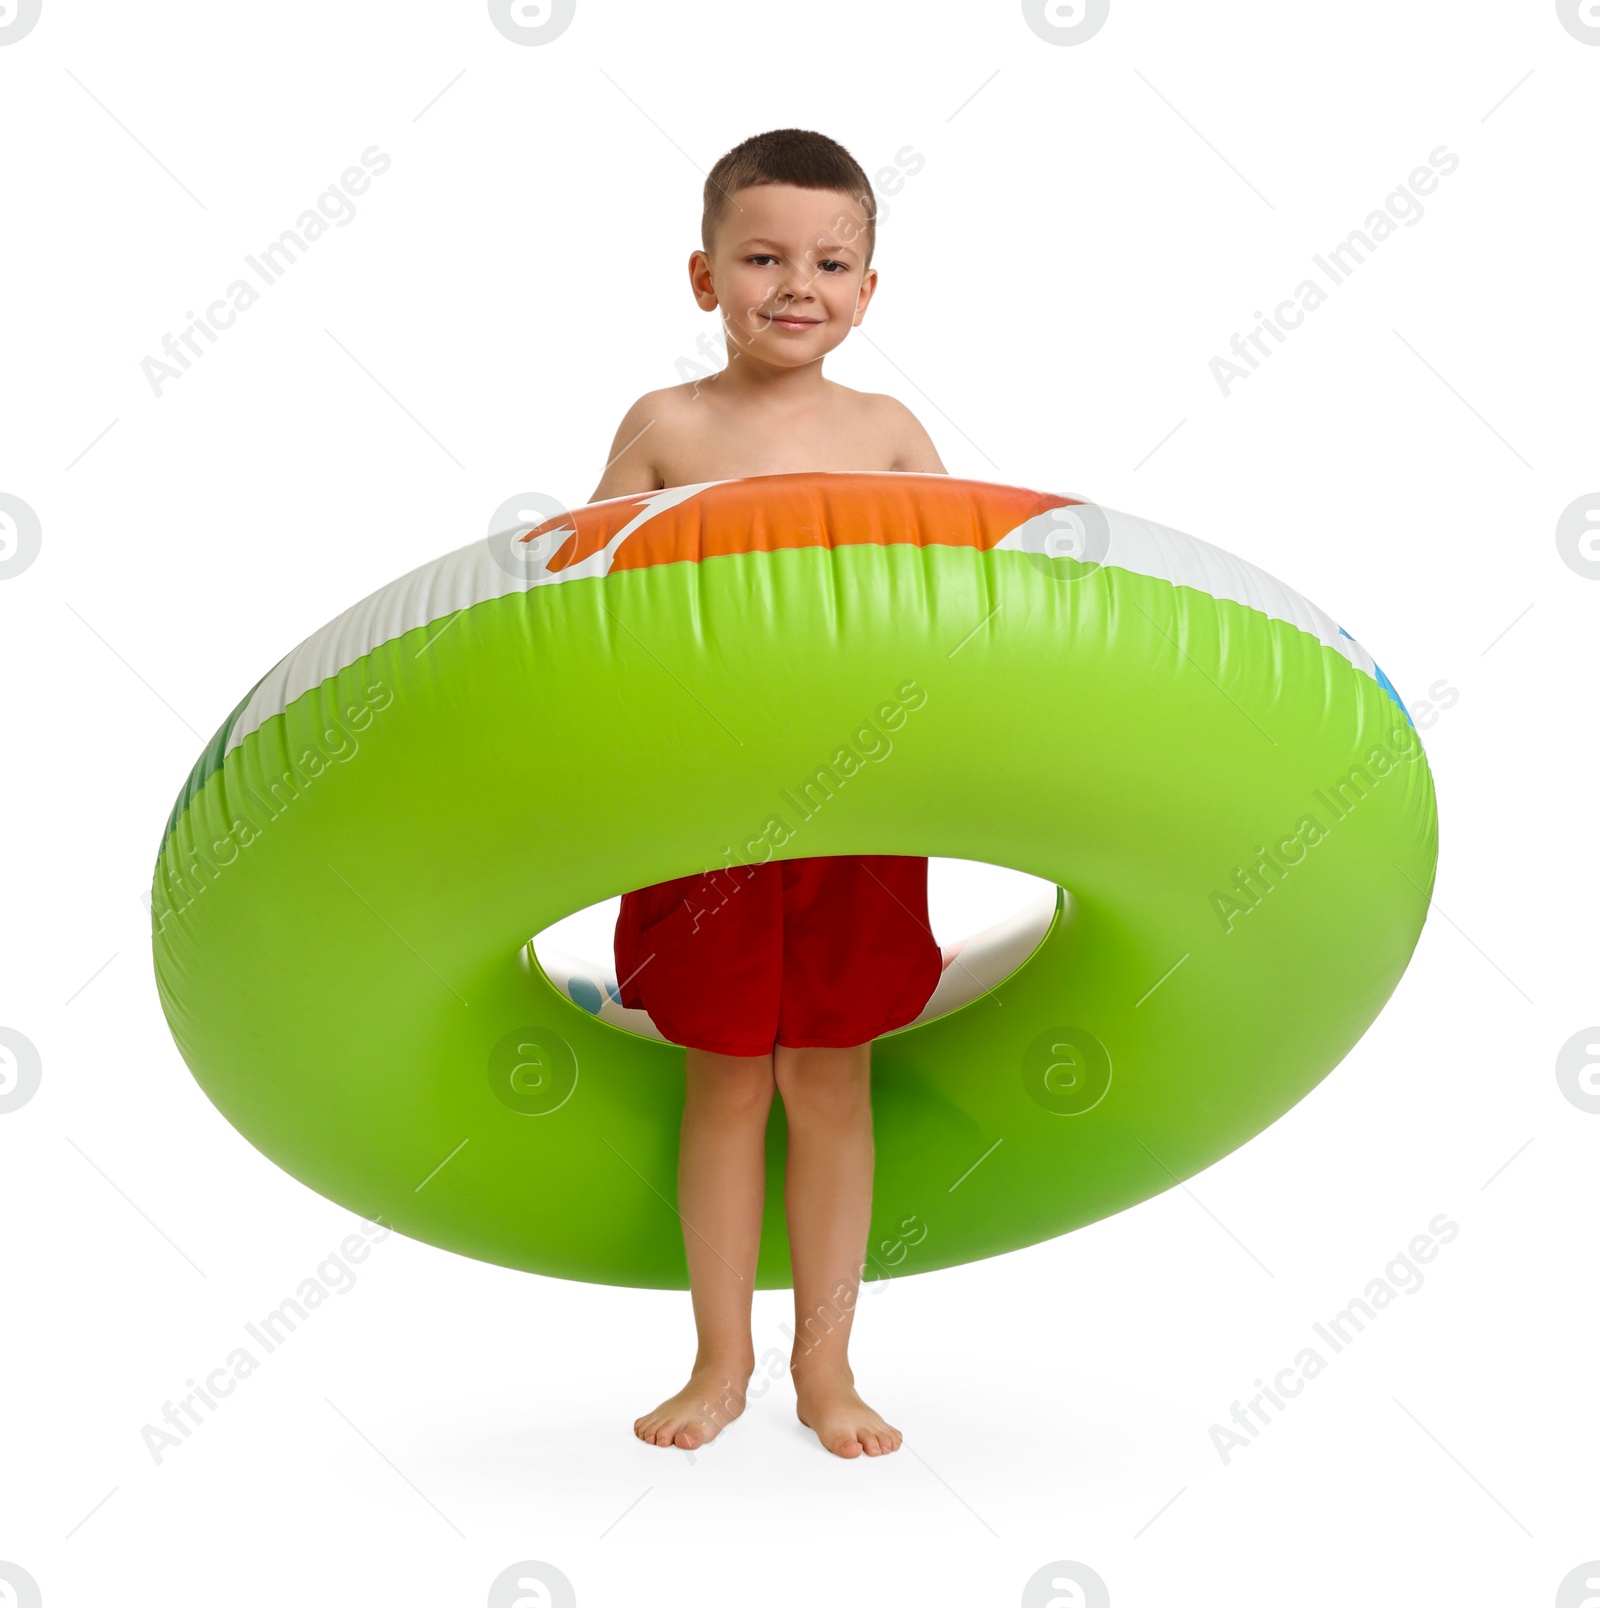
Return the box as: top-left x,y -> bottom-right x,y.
764,311 -> 821,330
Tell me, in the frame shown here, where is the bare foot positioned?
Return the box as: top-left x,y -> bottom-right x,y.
633,1362 -> 751,1450
794,1370 -> 903,1458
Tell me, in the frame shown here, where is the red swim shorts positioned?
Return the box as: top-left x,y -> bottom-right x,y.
613,854 -> 942,1057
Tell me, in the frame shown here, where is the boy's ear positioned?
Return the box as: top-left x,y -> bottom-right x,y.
688,249 -> 719,311
851,267 -> 879,326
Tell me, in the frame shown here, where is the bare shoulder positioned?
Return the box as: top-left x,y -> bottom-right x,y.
862,391 -> 947,474
589,387 -> 691,502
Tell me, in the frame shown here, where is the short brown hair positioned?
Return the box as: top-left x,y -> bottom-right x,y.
702,128 -> 877,269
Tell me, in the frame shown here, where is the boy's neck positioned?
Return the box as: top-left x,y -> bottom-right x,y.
707,349 -> 830,409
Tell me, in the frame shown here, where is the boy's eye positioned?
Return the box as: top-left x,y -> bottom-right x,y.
745,255 -> 851,273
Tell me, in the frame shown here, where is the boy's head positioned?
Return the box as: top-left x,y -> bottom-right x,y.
702,128 -> 876,269
694,129 -> 879,366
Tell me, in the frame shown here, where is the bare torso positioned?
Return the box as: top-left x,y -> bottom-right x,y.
590,376 -> 946,500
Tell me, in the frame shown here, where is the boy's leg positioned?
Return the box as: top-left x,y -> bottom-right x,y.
633,1045 -> 775,1450
773,1040 -> 904,1459
623,859 -> 784,1449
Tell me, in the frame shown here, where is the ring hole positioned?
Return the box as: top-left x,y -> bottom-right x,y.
529,857 -> 1061,1036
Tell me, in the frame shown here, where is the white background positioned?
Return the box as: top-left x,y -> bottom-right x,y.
2,1 -> 1595,1604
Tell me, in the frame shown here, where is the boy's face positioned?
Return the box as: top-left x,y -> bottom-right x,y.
692,183 -> 877,369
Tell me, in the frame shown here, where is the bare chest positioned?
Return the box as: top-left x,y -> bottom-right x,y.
653,394 -> 901,487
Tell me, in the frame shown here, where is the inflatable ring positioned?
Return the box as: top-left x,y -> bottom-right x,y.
152,472 -> 1438,1289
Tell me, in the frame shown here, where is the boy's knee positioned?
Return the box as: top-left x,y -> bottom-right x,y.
773,1048 -> 870,1118
688,1055 -> 776,1115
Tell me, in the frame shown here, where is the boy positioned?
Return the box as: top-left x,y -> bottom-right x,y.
592,128 -> 953,1460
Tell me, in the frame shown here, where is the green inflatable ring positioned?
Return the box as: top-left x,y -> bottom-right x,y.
152,471 -> 1438,1289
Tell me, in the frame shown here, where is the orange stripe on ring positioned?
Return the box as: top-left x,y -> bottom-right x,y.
531,472 -> 1076,575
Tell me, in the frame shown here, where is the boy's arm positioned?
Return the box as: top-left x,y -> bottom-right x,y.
589,394 -> 668,502
882,397 -> 948,474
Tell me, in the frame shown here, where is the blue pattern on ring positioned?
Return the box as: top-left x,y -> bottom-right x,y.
1338,626 -> 1413,728
567,977 -> 603,1015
